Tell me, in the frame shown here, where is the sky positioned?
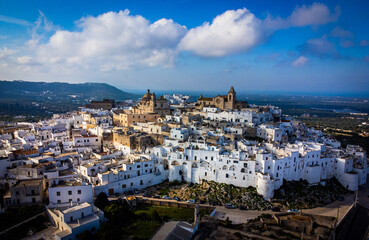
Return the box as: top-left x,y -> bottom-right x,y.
0,0 -> 369,96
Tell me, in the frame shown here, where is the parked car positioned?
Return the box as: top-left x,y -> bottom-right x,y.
134,189 -> 140,194
143,193 -> 151,198
173,197 -> 181,201
287,209 -> 299,213
225,203 -> 236,209
187,199 -> 196,203
239,205 -> 247,210
162,195 -> 171,199
153,194 -> 160,199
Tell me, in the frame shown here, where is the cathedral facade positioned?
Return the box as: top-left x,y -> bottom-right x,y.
132,89 -> 170,116
197,86 -> 248,110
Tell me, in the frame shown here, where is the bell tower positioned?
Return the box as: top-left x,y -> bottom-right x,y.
228,86 -> 236,109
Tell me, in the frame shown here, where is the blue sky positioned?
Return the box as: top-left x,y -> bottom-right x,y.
0,0 -> 369,96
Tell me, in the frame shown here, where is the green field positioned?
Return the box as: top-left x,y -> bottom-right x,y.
135,204 -> 211,222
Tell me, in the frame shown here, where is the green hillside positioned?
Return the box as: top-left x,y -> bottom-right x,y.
0,80 -> 138,121
0,80 -> 137,101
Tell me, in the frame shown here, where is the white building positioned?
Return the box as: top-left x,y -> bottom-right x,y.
171,128 -> 189,141
151,140 -> 367,200
48,180 -> 93,207
257,124 -> 283,143
47,202 -> 104,240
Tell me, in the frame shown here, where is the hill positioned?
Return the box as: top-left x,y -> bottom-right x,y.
0,80 -> 137,101
0,80 -> 138,121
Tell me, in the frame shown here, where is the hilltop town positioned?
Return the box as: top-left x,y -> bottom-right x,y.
0,87 -> 368,239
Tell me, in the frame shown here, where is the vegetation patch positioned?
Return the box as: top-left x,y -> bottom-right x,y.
273,178 -> 350,209
88,193 -> 209,240
159,180 -> 273,210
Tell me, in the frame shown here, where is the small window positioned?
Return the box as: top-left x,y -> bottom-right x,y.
68,191 -> 72,195
57,191 -> 61,196
57,200 -> 61,203
78,190 -> 81,194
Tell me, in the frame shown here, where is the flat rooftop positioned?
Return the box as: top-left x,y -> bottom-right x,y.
61,202 -> 91,214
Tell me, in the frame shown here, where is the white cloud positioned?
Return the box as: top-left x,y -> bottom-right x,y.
0,4 -> 342,82
178,8 -> 263,57
34,10 -> 187,70
17,56 -> 33,64
291,56 -> 309,67
0,48 -> 16,60
0,14 -> 32,26
178,3 -> 339,58
288,3 -> 339,27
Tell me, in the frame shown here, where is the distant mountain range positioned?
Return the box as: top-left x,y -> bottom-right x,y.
0,80 -> 138,101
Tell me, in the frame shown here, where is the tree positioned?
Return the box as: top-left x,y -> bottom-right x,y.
95,192 -> 110,210
151,210 -> 161,222
77,230 -> 93,240
104,203 -> 135,225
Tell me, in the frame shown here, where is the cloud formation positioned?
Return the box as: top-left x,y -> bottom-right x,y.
288,3 -> 339,27
31,10 -> 187,71
178,3 -> 339,57
298,36 -> 339,58
0,14 -> 32,26
331,26 -> 355,48
178,8 -> 263,57
0,3 -> 343,81
291,56 -> 309,67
